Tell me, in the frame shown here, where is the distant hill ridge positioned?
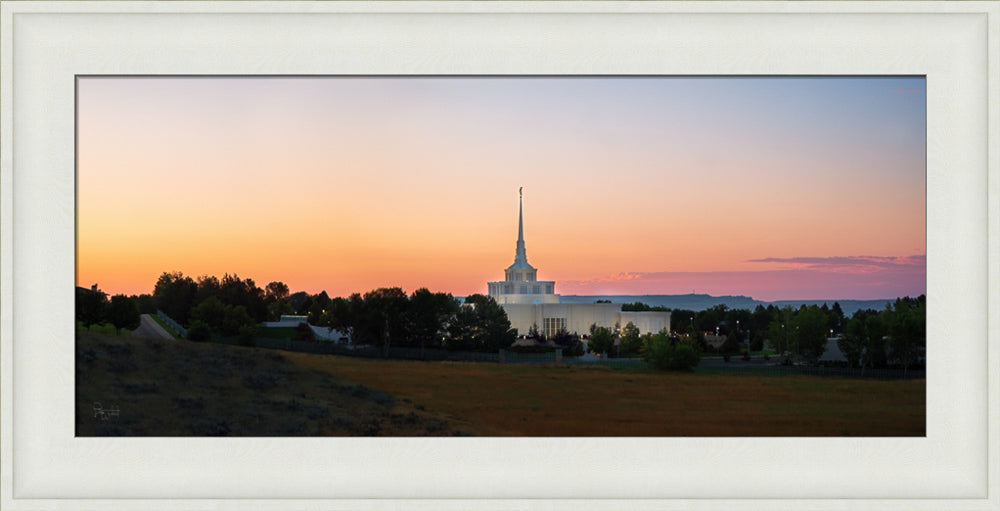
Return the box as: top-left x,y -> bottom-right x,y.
558,294 -> 897,318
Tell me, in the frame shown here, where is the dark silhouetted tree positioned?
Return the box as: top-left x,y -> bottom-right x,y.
619,321 -> 642,357
526,323 -> 544,343
838,316 -> 867,368
643,330 -> 699,371
766,306 -> 795,363
407,288 -> 459,353
265,281 -> 290,302
106,294 -> 141,334
448,294 -> 516,352
190,296 -> 227,333
885,296 -> 925,376
195,275 -> 221,304
76,287 -> 107,328
153,271 -> 198,325
791,305 -> 829,364
588,326 -> 615,357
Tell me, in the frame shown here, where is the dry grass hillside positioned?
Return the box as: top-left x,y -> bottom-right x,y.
76,332 -> 477,436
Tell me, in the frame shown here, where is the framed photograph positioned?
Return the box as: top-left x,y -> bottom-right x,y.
2,1 -> 997,509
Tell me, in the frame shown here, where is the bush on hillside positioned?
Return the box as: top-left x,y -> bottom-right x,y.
237,324 -> 258,346
187,320 -> 212,342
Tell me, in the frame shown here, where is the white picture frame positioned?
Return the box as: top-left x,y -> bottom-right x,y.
1,1 -> 997,510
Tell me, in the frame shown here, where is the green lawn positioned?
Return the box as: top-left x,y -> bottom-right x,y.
260,327 -> 297,339
77,321 -> 119,335
149,314 -> 178,338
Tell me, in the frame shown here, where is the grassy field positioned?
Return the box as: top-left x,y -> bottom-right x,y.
78,331 -> 925,436
286,353 -> 925,436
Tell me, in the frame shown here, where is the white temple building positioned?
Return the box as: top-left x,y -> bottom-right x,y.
487,187 -> 559,305
488,189 -> 670,339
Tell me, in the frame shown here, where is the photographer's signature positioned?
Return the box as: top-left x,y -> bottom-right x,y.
92,402 -> 120,421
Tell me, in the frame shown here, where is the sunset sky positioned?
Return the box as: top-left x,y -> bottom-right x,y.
77,76 -> 925,301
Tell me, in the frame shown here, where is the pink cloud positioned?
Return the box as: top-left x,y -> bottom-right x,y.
559,255 -> 925,301
746,255 -> 925,274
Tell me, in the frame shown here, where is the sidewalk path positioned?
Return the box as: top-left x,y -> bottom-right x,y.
132,314 -> 175,340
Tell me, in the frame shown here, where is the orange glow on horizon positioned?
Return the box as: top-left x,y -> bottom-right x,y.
77,77 -> 926,301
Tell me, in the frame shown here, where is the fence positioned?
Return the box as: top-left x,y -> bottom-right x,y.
564,357 -> 650,371
155,310 -> 187,338
500,349 -> 562,364
166,325 -> 922,379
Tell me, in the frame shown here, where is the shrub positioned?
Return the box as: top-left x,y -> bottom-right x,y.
187,320 -> 212,342
642,334 -> 700,371
562,340 -> 585,357
293,322 -> 315,341
588,326 -> 615,357
221,305 -> 254,337
237,324 -> 258,346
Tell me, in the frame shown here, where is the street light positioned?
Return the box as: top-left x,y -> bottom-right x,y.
735,320 -> 740,354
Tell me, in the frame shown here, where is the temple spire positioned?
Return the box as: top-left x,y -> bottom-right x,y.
513,187 -> 530,266
518,187 -> 524,242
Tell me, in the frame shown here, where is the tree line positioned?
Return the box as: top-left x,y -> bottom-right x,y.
836,295 -> 925,375
78,271 -> 924,371
82,271 -> 518,354
316,289 -> 516,354
661,296 -> 925,371
75,286 -> 144,334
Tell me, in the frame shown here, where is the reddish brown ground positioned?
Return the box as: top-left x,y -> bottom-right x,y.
286,354 -> 925,436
